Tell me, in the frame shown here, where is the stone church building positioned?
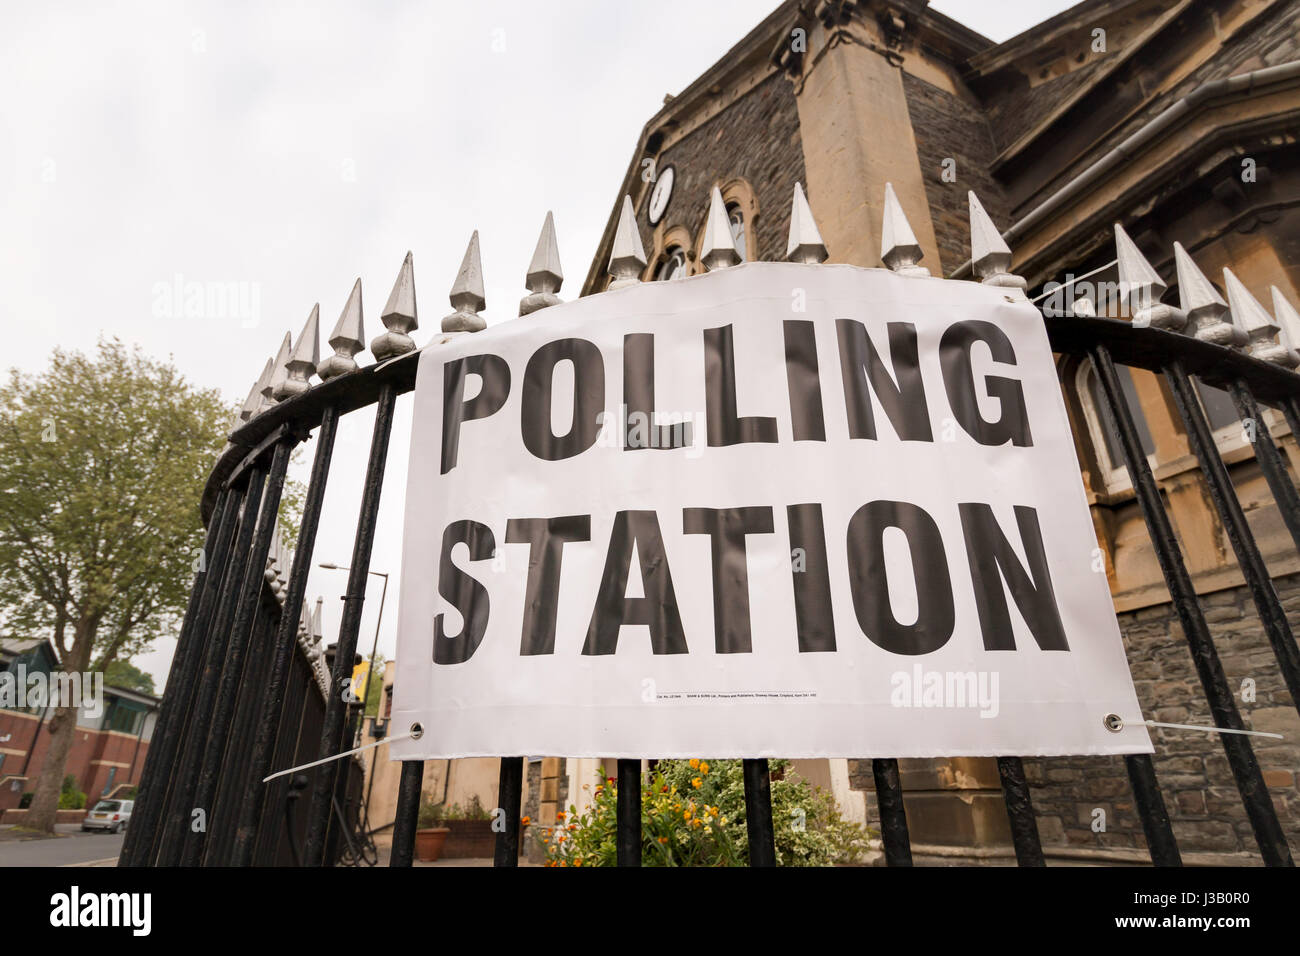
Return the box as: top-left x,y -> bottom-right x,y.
559,0 -> 1298,863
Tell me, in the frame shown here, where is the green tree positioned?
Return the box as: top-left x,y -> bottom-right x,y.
0,338 -> 230,832
104,658 -> 157,696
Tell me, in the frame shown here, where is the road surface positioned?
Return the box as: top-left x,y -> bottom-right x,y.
0,824 -> 121,867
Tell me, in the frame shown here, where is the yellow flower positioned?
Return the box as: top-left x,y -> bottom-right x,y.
691,778 -> 702,789
689,758 -> 700,769
720,817 -> 728,825
700,762 -> 710,774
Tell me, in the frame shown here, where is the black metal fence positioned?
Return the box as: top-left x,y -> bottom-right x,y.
120,190 -> 1300,868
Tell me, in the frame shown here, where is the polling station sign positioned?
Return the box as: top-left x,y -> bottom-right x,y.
389,262 -> 1151,759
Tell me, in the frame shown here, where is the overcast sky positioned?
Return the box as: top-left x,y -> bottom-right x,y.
1,0 -> 1077,689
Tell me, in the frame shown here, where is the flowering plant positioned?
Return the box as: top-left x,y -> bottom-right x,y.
539,759 -> 872,867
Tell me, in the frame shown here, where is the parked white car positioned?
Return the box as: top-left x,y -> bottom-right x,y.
81,798 -> 133,833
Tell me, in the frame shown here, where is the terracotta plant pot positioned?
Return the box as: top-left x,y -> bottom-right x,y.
415,827 -> 450,863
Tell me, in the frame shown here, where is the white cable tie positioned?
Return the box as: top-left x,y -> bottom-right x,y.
1144,719 -> 1282,740
262,724 -> 424,784
1029,257 -> 1120,303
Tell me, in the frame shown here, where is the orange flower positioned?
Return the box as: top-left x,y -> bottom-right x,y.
558,833 -> 567,843
557,811 -> 566,822
658,836 -> 669,844
691,778 -> 702,789
688,758 -> 700,769
521,816 -> 531,826
700,762 -> 710,774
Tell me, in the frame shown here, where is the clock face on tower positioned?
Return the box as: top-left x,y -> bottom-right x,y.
648,165 -> 675,225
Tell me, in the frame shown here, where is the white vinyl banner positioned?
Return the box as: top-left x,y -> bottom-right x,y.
390,262 -> 1151,760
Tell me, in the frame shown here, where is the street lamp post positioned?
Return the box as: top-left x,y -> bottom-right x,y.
319,561 -> 389,847
318,562 -> 388,746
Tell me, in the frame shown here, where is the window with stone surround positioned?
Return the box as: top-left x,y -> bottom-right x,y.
1076,357 -> 1156,492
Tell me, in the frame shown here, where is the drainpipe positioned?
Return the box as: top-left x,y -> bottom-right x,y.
126,708 -> 150,787
947,60 -> 1300,279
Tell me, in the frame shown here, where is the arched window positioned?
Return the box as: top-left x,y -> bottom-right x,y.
727,203 -> 747,262
1076,357 -> 1156,491
654,246 -> 687,281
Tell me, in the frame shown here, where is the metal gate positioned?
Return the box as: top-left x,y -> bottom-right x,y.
120,184 -> 1300,867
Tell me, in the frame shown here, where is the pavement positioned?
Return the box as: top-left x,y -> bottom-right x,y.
0,824 -> 123,867
0,824 -> 532,867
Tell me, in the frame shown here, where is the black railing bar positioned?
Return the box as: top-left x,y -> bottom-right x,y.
1090,343 -> 1293,866
222,422 -> 296,491
742,758 -> 776,867
119,486 -> 235,866
325,704 -> 364,863
390,760 -> 425,868
871,758 -> 913,866
156,463 -> 268,865
1043,316 -> 1300,404
202,351 -> 420,523
1164,359 -> 1300,717
183,440 -> 294,866
616,759 -> 641,867
208,608 -> 273,865
1123,753 -> 1182,866
231,406 -> 341,866
494,757 -> 524,867
996,756 -> 1045,867
302,383 -> 399,866
1228,380 -> 1300,550
1282,397 -> 1300,448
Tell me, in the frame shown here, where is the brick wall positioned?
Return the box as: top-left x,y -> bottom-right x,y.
901,72 -> 1012,275
0,714 -> 150,812
641,72 -> 805,268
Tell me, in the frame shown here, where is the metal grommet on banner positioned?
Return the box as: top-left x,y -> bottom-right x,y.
410,722 -> 424,739
1103,713 -> 1124,733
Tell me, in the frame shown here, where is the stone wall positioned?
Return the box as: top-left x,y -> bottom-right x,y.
847,573 -> 1300,860
901,72 -> 1012,275
1021,574 -> 1300,857
641,72 -> 805,268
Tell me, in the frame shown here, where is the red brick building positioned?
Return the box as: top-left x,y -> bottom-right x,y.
0,638 -> 159,813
